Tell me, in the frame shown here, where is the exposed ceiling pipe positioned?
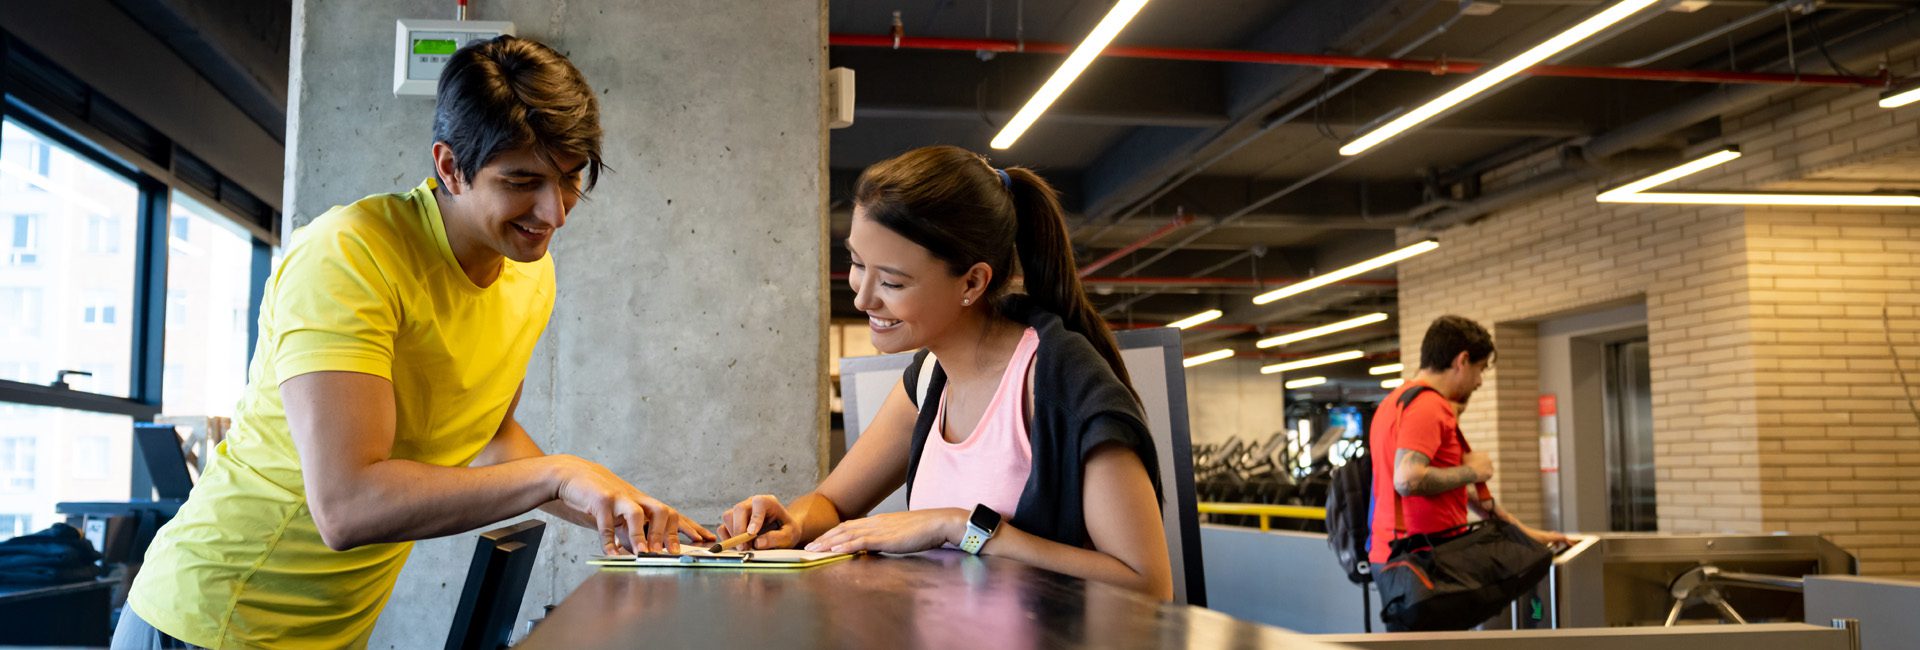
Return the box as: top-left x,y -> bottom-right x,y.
1086,276 -> 1397,289
826,35 -> 1886,88
1096,247 -> 1264,317
828,273 -> 1394,291
1414,7 -> 1920,231
1078,0 -> 1467,244
1077,210 -> 1194,277
1614,0 -> 1806,68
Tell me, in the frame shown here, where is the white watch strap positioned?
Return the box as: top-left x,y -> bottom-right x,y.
960,524 -> 991,554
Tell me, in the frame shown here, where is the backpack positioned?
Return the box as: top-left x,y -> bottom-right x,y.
1325,384 -> 1434,585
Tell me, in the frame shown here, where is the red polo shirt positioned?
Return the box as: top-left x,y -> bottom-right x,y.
1367,380 -> 1470,564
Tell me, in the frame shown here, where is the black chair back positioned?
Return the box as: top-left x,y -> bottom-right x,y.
446,520 -> 545,650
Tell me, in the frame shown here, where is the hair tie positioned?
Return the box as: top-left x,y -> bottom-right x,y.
994,168 -> 1011,191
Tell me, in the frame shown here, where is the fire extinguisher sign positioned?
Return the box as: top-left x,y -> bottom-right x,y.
1538,394 -> 1559,472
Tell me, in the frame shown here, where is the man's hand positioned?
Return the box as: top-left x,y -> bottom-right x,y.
1524,526 -> 1571,549
549,455 -> 714,555
1462,451 -> 1495,482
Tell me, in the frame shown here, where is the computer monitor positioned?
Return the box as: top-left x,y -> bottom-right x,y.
132,423 -> 195,501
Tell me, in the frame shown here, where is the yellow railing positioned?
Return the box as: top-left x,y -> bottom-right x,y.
1196,502 -> 1326,532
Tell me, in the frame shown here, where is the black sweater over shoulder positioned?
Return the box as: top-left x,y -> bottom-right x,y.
902,297 -> 1164,549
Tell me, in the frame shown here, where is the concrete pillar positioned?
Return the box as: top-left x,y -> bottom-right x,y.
285,1 -> 826,646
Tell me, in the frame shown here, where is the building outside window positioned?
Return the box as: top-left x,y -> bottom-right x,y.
0,436 -> 35,493
7,213 -> 36,266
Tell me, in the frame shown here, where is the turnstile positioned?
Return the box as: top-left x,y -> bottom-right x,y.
1505,533 -> 1856,629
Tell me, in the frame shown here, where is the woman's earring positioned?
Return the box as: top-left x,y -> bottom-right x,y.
962,299 -> 972,306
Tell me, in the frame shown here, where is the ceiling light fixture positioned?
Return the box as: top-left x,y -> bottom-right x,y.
1256,313 -> 1389,349
1260,350 -> 1365,375
1597,147 -> 1920,207
1285,376 -> 1328,389
990,0 -> 1152,149
1183,348 -> 1234,368
1167,309 -> 1223,330
1368,363 -> 1404,376
1381,378 -> 1405,389
1881,78 -> 1920,109
1252,240 -> 1438,306
1339,0 -> 1661,156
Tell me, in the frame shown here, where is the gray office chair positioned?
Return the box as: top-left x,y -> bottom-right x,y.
446,520 -> 545,650
836,328 -> 1207,605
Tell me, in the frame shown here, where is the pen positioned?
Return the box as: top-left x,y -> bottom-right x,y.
709,520 -> 783,552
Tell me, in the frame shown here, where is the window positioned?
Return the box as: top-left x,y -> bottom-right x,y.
0,287 -> 43,342
0,514 -> 27,538
2,46 -> 271,542
71,435 -> 109,480
82,293 -> 119,326
86,214 -> 122,254
0,436 -> 36,492
0,404 -> 131,540
0,119 -> 142,398
7,213 -> 36,266
163,193 -> 256,416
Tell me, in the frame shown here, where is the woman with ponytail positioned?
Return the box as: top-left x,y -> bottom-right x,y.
717,145 -> 1173,599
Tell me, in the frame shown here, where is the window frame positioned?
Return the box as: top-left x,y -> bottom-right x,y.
0,30 -> 279,503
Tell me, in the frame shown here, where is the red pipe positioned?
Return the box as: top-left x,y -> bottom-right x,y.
1083,276 -> 1398,288
1078,212 -> 1196,277
829,273 -> 1397,288
829,34 -> 1887,88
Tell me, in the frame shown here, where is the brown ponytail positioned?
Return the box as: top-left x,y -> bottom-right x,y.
1003,167 -> 1134,393
852,145 -> 1134,394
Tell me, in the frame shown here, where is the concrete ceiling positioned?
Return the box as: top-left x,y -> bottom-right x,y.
827,0 -> 1916,378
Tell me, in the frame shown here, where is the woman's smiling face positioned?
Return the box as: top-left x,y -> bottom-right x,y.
846,205 -> 979,353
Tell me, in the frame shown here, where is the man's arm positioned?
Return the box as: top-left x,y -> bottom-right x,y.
1392,449 -> 1494,497
469,385 -> 595,530
285,371 -> 707,553
1468,497 -> 1571,547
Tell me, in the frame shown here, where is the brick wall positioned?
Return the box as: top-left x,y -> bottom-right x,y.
1396,82 -> 1919,576
1743,209 -> 1920,576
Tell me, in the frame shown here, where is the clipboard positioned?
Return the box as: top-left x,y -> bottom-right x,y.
588,548 -> 856,570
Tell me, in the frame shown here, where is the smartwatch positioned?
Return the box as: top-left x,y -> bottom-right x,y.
960,504 -> 1002,555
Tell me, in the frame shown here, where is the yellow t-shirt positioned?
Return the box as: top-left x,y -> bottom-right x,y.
128,178 -> 556,649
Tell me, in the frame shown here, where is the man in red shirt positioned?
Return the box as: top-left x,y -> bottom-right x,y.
1368,316 -> 1566,571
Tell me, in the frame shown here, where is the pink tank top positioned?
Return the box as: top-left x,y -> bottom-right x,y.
908,328 -> 1039,519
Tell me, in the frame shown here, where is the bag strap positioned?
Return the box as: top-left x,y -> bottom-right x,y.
1388,383 -> 1495,540
909,351 -> 938,411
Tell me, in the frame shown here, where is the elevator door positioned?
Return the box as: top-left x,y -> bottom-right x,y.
1604,338 -> 1657,532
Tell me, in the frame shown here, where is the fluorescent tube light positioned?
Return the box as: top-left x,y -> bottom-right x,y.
1381,378 -> 1405,389
1256,313 -> 1389,348
1285,376 -> 1328,389
1597,147 -> 1920,207
1182,348 -> 1234,368
1252,241 -> 1438,306
1368,363 -> 1404,376
1167,309 -> 1223,330
1882,79 -> 1920,109
1260,350 -> 1365,375
1340,0 -> 1661,156
990,0 -> 1152,149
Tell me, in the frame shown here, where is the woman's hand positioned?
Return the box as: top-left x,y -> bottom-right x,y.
717,495 -> 803,550
804,508 -> 967,554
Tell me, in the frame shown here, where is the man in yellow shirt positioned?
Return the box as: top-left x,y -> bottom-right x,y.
116,36 -> 712,649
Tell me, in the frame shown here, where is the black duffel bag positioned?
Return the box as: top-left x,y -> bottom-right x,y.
1374,505 -> 1553,631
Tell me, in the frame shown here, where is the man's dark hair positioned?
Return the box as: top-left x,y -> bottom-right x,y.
1419,315 -> 1496,371
433,35 -> 603,191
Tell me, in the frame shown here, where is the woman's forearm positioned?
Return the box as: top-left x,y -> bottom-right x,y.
976,523 -> 1174,601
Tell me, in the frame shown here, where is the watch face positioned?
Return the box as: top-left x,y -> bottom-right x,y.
969,506 -> 1001,531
